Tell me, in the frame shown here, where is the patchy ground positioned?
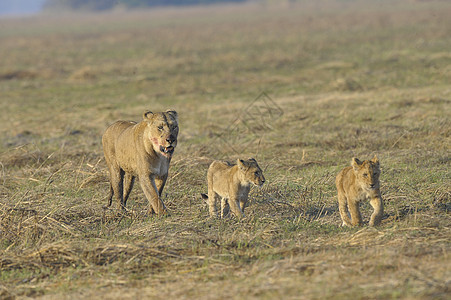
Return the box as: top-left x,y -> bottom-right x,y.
0,1 -> 450,299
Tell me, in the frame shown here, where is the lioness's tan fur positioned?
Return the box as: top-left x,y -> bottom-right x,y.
102,110 -> 178,215
335,155 -> 384,226
201,158 -> 265,218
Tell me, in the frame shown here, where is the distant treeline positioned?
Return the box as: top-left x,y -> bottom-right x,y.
43,0 -> 248,11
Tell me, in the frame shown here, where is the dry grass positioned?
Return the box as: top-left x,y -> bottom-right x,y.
0,0 -> 450,299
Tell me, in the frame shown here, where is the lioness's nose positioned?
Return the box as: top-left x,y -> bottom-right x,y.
166,136 -> 176,144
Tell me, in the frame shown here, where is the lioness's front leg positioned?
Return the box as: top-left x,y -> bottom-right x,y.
155,174 -> 168,197
369,195 -> 383,226
139,174 -> 167,215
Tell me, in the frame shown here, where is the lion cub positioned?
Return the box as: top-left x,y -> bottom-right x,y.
201,158 -> 265,219
335,155 -> 384,227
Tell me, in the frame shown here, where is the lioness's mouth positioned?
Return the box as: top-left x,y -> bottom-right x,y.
159,145 -> 174,156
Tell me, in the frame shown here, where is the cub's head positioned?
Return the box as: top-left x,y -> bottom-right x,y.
237,158 -> 265,187
143,110 -> 179,158
351,155 -> 380,191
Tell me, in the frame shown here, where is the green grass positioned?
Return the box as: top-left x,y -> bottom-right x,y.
0,0 -> 450,299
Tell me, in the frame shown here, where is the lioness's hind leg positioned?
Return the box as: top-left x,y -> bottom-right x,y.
104,184 -> 114,209
110,167 -> 125,210
338,194 -> 352,226
123,174 -> 135,208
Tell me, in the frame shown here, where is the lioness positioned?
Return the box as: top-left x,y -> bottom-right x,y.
201,158 -> 265,218
102,110 -> 178,215
335,155 -> 384,227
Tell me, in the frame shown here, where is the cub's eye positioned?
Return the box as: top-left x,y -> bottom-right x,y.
158,125 -> 164,131
363,173 -> 368,177
254,171 -> 260,176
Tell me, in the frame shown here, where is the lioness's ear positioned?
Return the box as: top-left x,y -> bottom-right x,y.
371,155 -> 379,165
143,111 -> 154,121
351,158 -> 362,170
166,110 -> 178,121
248,158 -> 256,162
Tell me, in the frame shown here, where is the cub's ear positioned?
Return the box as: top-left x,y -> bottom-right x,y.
237,159 -> 247,170
143,111 -> 154,121
371,155 -> 379,165
166,110 -> 178,121
351,157 -> 362,170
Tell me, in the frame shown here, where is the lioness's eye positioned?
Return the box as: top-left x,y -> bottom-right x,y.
158,125 -> 164,131
373,172 -> 377,176
363,173 -> 368,177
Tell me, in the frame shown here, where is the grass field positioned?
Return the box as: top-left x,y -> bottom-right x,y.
0,0 -> 450,299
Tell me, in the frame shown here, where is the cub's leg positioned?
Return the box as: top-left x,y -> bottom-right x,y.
208,192 -> 220,218
348,199 -> 363,226
139,174 -> 167,215
369,195 -> 383,226
338,193 -> 352,226
122,173 -> 135,208
206,168 -> 218,217
155,174 -> 168,197
207,172 -> 219,217
222,200 -> 230,218
229,197 -> 244,219
220,198 -> 230,218
239,195 -> 248,215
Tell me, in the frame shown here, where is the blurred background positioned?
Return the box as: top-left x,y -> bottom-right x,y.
0,0 -> 252,16
0,0 -> 46,15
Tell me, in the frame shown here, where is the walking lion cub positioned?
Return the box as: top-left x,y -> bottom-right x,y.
201,158 -> 265,219
335,155 -> 384,226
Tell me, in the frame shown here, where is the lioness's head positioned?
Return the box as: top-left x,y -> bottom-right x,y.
237,158 -> 265,187
351,155 -> 380,191
143,110 -> 179,158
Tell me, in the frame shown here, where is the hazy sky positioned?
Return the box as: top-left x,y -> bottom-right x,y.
0,0 -> 46,15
